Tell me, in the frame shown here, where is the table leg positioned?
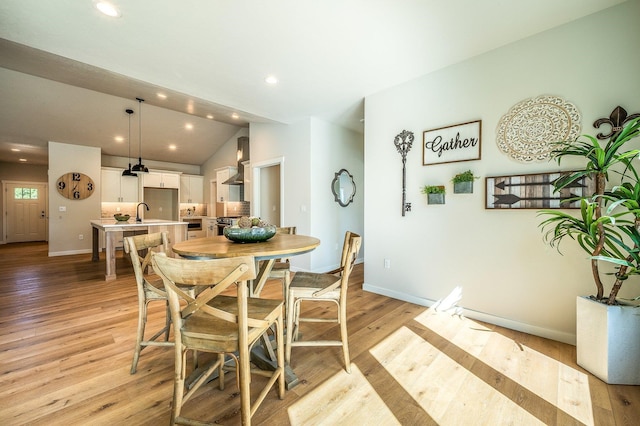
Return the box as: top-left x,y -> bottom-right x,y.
251,259 -> 274,296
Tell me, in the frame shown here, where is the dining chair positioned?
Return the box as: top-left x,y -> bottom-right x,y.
152,252 -> 285,426
285,231 -> 361,373
267,226 -> 296,308
124,232 -> 173,374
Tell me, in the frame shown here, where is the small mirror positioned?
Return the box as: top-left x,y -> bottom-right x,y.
331,169 -> 356,207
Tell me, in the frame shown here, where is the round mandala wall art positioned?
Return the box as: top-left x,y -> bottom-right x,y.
496,95 -> 581,163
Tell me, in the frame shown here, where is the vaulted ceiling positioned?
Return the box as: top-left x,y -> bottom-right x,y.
0,0 -> 626,166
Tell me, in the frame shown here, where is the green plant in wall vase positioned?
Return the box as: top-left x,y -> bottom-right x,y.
421,185 -> 445,205
451,170 -> 479,194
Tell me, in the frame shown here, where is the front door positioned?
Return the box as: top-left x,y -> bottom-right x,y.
5,182 -> 48,242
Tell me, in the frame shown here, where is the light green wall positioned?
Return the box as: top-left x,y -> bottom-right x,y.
363,0 -> 640,343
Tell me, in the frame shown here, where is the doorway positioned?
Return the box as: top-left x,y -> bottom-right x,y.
3,181 -> 48,243
252,157 -> 284,226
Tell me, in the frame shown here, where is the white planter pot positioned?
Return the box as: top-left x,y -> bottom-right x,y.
576,296 -> 640,385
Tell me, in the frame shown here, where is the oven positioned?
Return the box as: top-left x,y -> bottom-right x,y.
216,217 -> 239,235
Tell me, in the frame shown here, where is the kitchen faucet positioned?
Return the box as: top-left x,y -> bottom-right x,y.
136,202 -> 149,222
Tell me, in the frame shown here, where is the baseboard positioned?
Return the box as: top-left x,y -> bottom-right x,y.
48,249 -> 93,257
363,282 -> 576,345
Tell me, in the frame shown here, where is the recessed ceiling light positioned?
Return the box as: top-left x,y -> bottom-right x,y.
157,93 -> 167,99
206,114 -> 214,120
232,113 -> 239,120
114,136 -> 124,142
265,75 -> 278,85
11,148 -> 20,152
185,123 -> 193,130
169,144 -> 177,151
19,158 -> 27,162
95,1 -> 121,17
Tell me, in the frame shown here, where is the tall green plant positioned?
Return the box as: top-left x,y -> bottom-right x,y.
538,117 -> 640,305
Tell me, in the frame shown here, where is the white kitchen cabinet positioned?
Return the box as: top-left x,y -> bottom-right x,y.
216,166 -> 240,202
205,218 -> 217,237
180,175 -> 204,203
143,171 -> 180,189
101,167 -> 139,202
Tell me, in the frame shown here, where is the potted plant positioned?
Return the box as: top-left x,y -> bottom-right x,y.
451,170 -> 479,194
422,185 -> 445,205
538,117 -> 640,384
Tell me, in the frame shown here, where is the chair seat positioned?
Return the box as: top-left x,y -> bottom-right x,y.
143,277 -> 168,300
289,272 -> 340,295
182,296 -> 282,353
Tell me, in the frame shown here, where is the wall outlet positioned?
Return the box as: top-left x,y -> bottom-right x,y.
78,234 -> 84,240
384,259 -> 391,269
116,207 -> 121,212
59,206 -> 66,212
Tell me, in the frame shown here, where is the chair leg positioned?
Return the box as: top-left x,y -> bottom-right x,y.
285,296 -> 296,364
164,300 -> 171,341
238,340 -> 252,425
130,299 -> 148,374
276,311 -> 285,398
218,353 -> 225,391
171,347 -> 187,425
339,304 -> 351,373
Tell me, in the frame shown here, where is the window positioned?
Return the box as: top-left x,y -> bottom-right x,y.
14,188 -> 39,199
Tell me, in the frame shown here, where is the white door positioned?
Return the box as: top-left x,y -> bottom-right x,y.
5,182 -> 48,242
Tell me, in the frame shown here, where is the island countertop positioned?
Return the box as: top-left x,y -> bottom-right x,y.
91,219 -> 187,281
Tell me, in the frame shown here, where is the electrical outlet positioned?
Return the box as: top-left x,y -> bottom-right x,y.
384,259 -> 391,269
78,234 -> 84,240
59,206 -> 66,212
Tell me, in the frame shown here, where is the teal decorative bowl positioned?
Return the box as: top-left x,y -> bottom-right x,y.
223,225 -> 277,243
114,214 -> 130,222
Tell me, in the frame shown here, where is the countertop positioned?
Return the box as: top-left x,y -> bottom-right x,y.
91,219 -> 187,229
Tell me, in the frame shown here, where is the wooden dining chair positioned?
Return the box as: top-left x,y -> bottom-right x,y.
285,231 -> 361,373
124,232 -> 173,374
152,252 -> 285,426
267,226 -> 297,307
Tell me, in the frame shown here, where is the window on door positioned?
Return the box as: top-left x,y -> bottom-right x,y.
14,187 -> 39,199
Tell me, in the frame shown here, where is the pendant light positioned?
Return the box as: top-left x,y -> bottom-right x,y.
122,108 -> 137,177
131,97 -> 149,173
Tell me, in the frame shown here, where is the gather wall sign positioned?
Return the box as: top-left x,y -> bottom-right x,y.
423,120 -> 482,166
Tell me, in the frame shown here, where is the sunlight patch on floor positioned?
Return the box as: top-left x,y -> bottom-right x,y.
370,325 -> 546,425
414,309 -> 594,426
287,364 -> 400,426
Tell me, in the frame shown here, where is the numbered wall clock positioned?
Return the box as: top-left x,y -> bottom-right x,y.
56,172 -> 95,200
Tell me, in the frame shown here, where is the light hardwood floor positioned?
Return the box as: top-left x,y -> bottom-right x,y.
0,242 -> 638,425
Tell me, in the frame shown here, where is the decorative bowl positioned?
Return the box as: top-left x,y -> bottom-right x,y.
223,225 -> 277,243
114,214 -> 130,222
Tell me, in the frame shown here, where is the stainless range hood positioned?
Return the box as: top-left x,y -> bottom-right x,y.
222,136 -> 249,185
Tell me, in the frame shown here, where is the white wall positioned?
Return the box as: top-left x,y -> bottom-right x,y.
250,118 -> 364,272
363,0 -> 640,344
48,141 -> 102,256
201,128 -> 249,206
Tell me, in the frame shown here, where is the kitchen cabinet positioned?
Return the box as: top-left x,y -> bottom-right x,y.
143,171 -> 180,189
101,167 -> 139,202
180,175 -> 204,203
205,218 -> 217,237
216,166 -> 240,202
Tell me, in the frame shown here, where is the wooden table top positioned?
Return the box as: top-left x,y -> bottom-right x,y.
172,234 -> 320,260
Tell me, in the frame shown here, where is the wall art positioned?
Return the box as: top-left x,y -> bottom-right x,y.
496,95 -> 581,163
485,171 -> 596,209
394,130 -> 414,216
593,106 -> 640,140
422,120 -> 481,166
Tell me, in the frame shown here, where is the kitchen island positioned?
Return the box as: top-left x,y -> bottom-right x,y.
91,219 -> 187,281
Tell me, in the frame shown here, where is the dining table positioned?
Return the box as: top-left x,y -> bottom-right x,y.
171,232 -> 320,389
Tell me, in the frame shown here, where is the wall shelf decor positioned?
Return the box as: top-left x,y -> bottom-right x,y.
496,95 -> 581,163
423,120 -> 481,166
485,171 -> 595,209
421,185 -> 445,205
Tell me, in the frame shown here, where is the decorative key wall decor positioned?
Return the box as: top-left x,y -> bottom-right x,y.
485,171 -> 596,209
394,130 -> 414,216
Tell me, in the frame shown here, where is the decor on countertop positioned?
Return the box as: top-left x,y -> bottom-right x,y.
485,171 -> 596,209
593,105 -> 640,140
114,213 -> 130,221
331,169 -> 356,207
451,170 -> 479,194
122,108 -> 138,177
421,185 -> 445,205
131,97 -> 149,173
538,118 -> 640,385
394,130 -> 414,216
496,95 -> 581,163
223,216 -> 277,243
423,120 -> 481,166
56,172 -> 95,200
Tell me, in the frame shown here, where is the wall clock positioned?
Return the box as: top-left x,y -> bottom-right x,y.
56,172 -> 95,200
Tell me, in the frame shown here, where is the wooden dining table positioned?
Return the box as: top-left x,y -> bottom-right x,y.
171,233 -> 320,389
172,233 -> 320,296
